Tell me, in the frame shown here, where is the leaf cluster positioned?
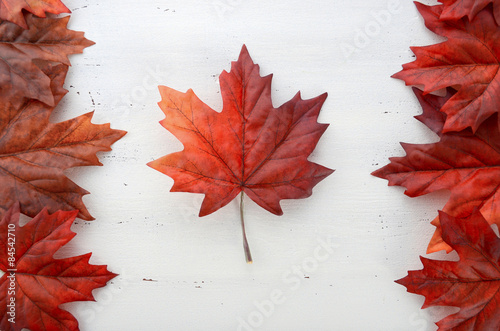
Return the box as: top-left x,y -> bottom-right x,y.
0,3 -> 123,330
373,2 -> 500,329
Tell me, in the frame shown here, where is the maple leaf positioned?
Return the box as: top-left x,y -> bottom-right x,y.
440,0 -> 500,24
0,63 -> 126,220
0,0 -> 69,28
372,88 -> 500,253
392,2 -> 500,132
0,13 -> 94,106
396,210 -> 500,330
148,45 -> 333,217
148,45 -> 333,262
0,203 -> 117,331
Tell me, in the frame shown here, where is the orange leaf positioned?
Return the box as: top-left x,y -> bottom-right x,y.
0,14 -> 94,105
148,45 -> 333,217
0,64 -> 126,220
0,0 -> 70,28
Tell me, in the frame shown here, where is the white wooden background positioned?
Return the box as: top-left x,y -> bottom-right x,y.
35,0 -> 458,330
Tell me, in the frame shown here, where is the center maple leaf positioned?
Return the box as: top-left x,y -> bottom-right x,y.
148,45 -> 333,217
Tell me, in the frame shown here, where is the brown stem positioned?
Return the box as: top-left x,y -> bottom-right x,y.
240,192 -> 253,263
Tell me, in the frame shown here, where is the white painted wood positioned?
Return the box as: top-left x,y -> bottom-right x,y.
43,0 -> 453,329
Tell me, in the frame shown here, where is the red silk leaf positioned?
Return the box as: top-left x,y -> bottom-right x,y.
396,210 -> 500,330
148,45 -> 333,216
0,14 -> 94,105
392,2 -> 500,132
0,64 -> 126,220
440,0 -> 500,23
0,0 -> 69,28
0,203 -> 117,331
372,88 -> 500,253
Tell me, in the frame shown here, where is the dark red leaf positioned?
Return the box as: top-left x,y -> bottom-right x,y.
373,88 -> 500,253
440,0 -> 500,24
396,210 -> 500,330
392,3 -> 500,132
0,203 -> 117,331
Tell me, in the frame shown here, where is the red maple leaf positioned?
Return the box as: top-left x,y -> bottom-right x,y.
372,88 -> 500,253
0,203 -> 117,331
0,63 -> 126,220
0,0 -> 69,28
148,45 -> 332,262
0,14 -> 94,105
440,0 -> 500,23
392,2 -> 500,132
148,45 -> 333,217
396,210 -> 500,330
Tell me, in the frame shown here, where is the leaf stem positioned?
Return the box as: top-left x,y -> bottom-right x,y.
240,192 -> 253,263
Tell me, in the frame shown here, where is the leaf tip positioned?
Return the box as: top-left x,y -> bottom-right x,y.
198,205 -> 213,217
240,44 -> 249,55
86,38 -> 97,48
236,44 -> 255,68
370,167 -> 386,179
394,276 -> 406,286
